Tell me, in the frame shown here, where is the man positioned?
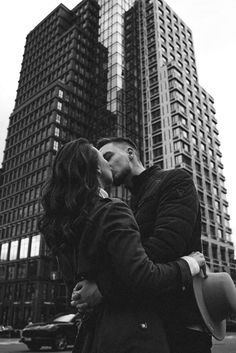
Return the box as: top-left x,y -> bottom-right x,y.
72,137 -> 212,352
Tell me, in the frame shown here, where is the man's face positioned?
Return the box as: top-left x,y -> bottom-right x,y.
99,143 -> 132,186
93,147 -> 113,187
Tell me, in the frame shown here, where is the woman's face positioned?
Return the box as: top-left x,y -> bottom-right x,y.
93,147 -> 113,186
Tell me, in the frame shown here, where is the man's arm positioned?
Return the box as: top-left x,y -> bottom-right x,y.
71,252 -> 205,309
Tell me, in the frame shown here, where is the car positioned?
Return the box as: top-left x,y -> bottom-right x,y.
226,318 -> 236,332
0,325 -> 20,338
20,313 -> 80,351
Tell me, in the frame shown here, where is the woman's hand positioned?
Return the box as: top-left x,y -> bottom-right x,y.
71,280 -> 103,313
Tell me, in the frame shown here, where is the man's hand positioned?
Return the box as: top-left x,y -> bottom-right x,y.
189,251 -> 208,277
189,251 -> 205,268
71,280 -> 103,312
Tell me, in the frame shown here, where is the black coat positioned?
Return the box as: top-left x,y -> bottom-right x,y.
130,166 -> 203,327
131,166 -> 202,262
57,196 -> 192,353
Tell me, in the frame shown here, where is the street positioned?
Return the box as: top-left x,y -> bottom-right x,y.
0,339 -> 73,353
0,334 -> 236,353
212,333 -> 236,353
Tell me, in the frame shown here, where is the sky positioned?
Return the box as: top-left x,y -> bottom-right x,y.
0,0 -> 235,248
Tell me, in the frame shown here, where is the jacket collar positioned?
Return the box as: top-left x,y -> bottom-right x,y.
131,165 -> 161,196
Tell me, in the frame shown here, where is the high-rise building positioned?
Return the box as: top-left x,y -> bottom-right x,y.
0,0 -> 234,328
98,0 -> 234,278
122,0 -> 234,275
0,0 -> 110,327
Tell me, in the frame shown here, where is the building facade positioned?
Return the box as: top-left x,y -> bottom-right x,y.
0,0 -> 110,327
98,0 -> 234,276
0,0 -> 234,328
123,0 -> 234,275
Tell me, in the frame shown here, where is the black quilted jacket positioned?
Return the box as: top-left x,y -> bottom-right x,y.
130,166 -> 203,327
130,166 -> 202,262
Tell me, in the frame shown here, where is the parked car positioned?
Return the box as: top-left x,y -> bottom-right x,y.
226,318 -> 236,332
20,313 -> 80,351
0,325 -> 20,338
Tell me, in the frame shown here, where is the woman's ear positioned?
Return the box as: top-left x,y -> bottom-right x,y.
97,168 -> 102,176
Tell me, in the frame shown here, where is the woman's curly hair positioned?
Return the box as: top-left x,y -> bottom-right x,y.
38,138 -> 100,254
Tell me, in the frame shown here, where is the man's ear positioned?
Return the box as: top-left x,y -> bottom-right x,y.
127,147 -> 134,160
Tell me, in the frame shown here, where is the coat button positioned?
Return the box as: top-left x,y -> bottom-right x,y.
140,322 -> 148,329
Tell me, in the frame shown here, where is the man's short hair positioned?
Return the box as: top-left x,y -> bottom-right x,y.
97,137 -> 138,151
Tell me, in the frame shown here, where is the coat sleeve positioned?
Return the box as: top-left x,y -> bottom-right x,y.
99,199 -> 192,297
142,169 -> 202,263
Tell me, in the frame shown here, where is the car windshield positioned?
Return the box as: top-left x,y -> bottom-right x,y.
53,314 -> 74,323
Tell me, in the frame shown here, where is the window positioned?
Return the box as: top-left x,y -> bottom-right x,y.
30,235 -> 40,257
56,114 -> 61,123
223,204 -> 228,213
182,130 -> 189,139
202,241 -> 209,257
0,265 -> 6,280
175,155 -> 182,164
188,100 -> 193,109
212,245 -> 218,259
152,134 -> 162,145
206,131 -> 211,140
18,263 -> 27,279
9,240 -> 19,260
218,229 -> 223,239
173,127 -> 180,137
189,111 -> 195,120
28,261 -> 38,278
7,265 -> 16,280
217,215 -> 222,224
183,142 -> 190,152
210,226 -> 216,240
194,149 -> 199,158
187,90 -> 192,98
210,161 -> 215,169
20,238 -> 29,259
53,141 -> 59,151
174,141 -> 181,150
220,247 -> 226,261
0,243 -> 9,260
54,127 -> 60,137
195,162 -> 201,173
58,89 -> 63,98
201,143 -> 206,151
57,102 -> 62,111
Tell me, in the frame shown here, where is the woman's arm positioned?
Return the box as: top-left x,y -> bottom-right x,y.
71,199 -> 204,307
100,199 -> 194,297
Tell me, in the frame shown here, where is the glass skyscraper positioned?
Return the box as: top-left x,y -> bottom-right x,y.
97,0 -> 143,200
98,0 -> 135,114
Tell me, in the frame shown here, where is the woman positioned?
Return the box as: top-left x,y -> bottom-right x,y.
39,138 -> 205,353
